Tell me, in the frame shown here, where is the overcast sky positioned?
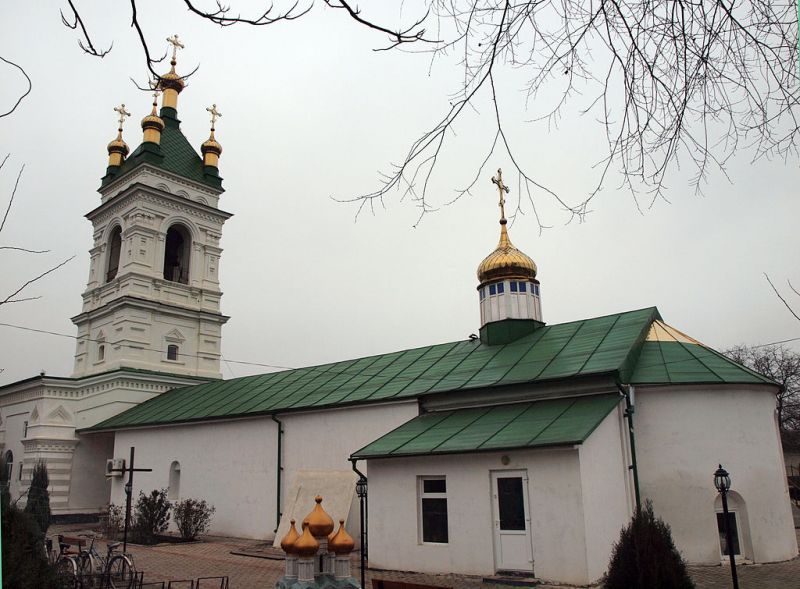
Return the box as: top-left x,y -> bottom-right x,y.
0,2 -> 797,385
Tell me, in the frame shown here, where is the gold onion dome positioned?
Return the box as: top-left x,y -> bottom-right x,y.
328,520 -> 355,555
477,221 -> 537,286
159,59 -> 185,93
201,130 -> 222,156
305,495 -> 335,538
141,101 -> 165,133
280,519 -> 300,555
107,131 -> 129,157
293,522 -> 320,558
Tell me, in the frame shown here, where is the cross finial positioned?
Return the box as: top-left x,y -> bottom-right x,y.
166,34 -> 185,62
491,168 -> 510,221
148,79 -> 161,103
206,104 -> 222,129
113,103 -> 131,130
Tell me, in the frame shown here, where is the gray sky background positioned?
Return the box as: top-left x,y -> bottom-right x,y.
0,2 -> 798,385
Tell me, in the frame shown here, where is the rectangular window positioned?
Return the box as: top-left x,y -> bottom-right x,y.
497,477 -> 525,530
532,283 -> 539,295
23,421 -> 28,438
510,282 -> 518,292
419,477 -> 448,543
717,512 -> 741,556
489,284 -> 496,296
497,283 -> 505,294
18,463 -> 24,481
519,282 -> 527,293
479,288 -> 485,300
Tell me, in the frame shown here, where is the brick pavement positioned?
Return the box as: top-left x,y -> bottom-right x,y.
50,524 -> 800,588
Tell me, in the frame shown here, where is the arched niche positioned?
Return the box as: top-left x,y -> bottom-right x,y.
168,461 -> 181,500
714,490 -> 753,560
163,224 -> 191,284
106,225 -> 122,282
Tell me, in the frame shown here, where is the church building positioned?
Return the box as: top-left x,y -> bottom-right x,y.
0,39 -> 797,586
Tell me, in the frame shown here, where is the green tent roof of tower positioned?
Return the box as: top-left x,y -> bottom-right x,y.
102,110 -> 221,189
85,307 -> 776,432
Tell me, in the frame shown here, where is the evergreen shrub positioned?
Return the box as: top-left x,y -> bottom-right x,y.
173,498 -> 215,540
132,488 -> 171,544
24,460 -> 51,534
605,500 -> 695,589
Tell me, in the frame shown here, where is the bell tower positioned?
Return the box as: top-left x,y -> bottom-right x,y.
72,37 -> 231,379
476,169 -> 543,345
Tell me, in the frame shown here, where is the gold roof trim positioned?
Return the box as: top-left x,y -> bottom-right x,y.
645,320 -> 703,345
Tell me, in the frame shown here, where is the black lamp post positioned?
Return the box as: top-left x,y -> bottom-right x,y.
714,464 -> 739,589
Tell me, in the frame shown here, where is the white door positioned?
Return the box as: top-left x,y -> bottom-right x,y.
491,470 -> 534,572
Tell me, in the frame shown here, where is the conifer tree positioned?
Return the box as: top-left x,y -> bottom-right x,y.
605,500 -> 695,589
24,460 -> 51,534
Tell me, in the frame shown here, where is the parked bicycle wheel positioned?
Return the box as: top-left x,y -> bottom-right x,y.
107,554 -> 135,589
55,555 -> 78,587
78,550 -> 99,587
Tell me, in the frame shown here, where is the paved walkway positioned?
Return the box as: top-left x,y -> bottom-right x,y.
50,525 -> 800,588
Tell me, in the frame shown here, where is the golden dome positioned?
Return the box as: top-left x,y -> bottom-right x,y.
305,495 -> 334,538
477,220 -> 537,286
280,519 -> 300,555
293,521 -> 320,558
107,131 -> 129,156
159,61 -> 185,93
141,103 -> 165,133
328,520 -> 355,555
201,130 -> 222,156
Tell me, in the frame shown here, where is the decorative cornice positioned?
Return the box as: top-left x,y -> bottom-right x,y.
99,163 -> 224,199
71,294 -> 230,325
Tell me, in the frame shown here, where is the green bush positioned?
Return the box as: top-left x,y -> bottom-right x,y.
132,489 -> 171,544
173,498 -> 215,540
605,500 -> 695,589
101,503 -> 125,539
24,460 -> 51,534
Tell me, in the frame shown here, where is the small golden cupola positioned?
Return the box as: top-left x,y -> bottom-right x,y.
476,168 -> 543,344
305,495 -> 335,538
140,86 -> 165,145
293,521 -> 320,558
328,520 -> 355,554
159,34 -> 186,115
106,104 -> 131,171
201,104 -> 223,171
280,519 -> 300,555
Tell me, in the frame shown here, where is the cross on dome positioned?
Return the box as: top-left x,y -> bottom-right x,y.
206,104 -> 222,129
491,168 -> 510,222
166,34 -> 185,61
113,104 -> 131,130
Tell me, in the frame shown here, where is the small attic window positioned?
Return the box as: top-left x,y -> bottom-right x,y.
167,345 -> 179,361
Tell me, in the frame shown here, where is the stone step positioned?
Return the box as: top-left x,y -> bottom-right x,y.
482,574 -> 540,587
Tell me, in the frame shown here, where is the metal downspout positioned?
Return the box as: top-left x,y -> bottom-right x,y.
619,384 -> 641,511
271,415 -> 283,533
351,459 -> 367,589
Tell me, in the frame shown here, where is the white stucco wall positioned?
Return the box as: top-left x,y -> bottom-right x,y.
367,447 -> 593,585
634,384 -> 799,565
69,433 -> 114,511
109,401 -> 419,539
578,404 -> 632,581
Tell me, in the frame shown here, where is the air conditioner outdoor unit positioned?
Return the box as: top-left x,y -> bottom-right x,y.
105,458 -> 125,477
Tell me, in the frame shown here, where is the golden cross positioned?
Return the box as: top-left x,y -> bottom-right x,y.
148,79 -> 161,103
166,34 -> 185,61
113,103 -> 131,129
206,104 -> 222,129
491,168 -> 510,221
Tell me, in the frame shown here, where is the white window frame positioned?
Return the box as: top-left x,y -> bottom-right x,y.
418,475 -> 449,545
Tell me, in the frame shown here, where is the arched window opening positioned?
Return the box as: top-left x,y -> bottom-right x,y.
163,225 -> 191,284
98,344 -> 105,362
106,226 -> 122,282
167,345 -> 179,361
168,461 -> 181,500
3,450 -> 12,480
714,491 -> 752,560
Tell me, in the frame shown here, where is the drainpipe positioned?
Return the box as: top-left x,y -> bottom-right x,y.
618,384 -> 641,511
350,459 -> 368,589
271,415 -> 283,533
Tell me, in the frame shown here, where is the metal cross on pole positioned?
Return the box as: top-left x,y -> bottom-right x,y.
108,447 -> 152,552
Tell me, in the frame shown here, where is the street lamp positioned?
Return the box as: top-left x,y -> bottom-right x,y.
713,464 -> 739,589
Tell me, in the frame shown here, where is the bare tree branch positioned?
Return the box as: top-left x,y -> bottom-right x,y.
0,56 -> 32,118
61,0 -> 113,57
0,162 -> 24,235
765,272 -> 800,322
0,256 -> 75,307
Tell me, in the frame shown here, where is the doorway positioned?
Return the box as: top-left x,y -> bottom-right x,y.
491,470 -> 533,572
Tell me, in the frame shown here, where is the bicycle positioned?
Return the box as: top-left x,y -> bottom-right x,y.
77,533 -> 137,589
54,535 -> 83,587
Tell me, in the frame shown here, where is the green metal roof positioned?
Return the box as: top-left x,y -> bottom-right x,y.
351,394 -> 621,459
86,306 -> 776,432
103,110 -> 221,189
630,341 -> 774,386
87,308 -> 658,431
